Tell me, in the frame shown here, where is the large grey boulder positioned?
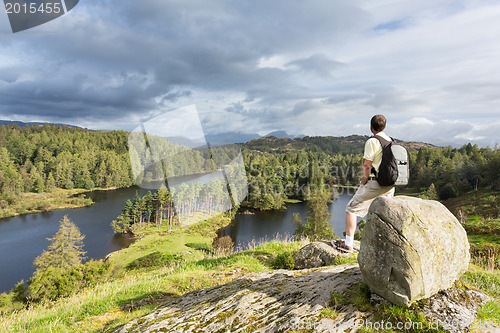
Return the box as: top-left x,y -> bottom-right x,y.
357,195 -> 470,306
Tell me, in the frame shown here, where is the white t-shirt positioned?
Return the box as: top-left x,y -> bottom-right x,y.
363,132 -> 392,174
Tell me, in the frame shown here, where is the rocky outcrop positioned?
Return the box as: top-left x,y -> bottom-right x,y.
115,263 -> 488,333
420,285 -> 490,333
292,240 -> 360,269
116,264 -> 365,333
358,196 -> 470,306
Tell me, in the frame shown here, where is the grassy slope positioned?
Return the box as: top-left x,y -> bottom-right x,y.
444,189 -> 500,219
447,190 -> 500,331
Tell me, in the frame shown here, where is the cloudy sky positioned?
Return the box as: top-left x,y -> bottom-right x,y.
0,0 -> 499,147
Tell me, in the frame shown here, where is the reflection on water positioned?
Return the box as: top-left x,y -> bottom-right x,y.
111,233 -> 136,248
219,193 -> 356,249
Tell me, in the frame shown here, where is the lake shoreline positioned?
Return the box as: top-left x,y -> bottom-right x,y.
0,186 -> 135,220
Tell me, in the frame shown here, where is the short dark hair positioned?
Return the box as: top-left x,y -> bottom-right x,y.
371,114 -> 386,132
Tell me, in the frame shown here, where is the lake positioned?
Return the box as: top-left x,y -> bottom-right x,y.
219,191 -> 357,248
0,187 -> 356,293
0,187 -> 150,293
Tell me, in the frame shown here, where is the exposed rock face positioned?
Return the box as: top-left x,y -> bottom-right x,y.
293,240 -> 360,269
115,263 -> 488,333
421,286 -> 490,333
358,195 -> 470,306
116,264 -> 365,333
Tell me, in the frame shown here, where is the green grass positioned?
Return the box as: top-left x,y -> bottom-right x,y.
468,234 -> 500,245
0,251 -> 264,332
462,197 -> 500,330
284,198 -> 302,204
476,301 -> 500,323
462,265 -> 500,330
463,265 -> 500,299
107,214 -> 230,273
463,215 -> 500,235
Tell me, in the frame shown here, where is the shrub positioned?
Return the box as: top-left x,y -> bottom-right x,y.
212,236 -> 235,255
439,183 -> 457,200
0,293 -> 10,308
1,210 -> 13,218
36,201 -> 50,212
11,280 -> 28,303
354,219 -> 366,241
273,252 -> 295,269
65,180 -> 74,190
0,292 -> 24,315
17,206 -> 27,215
27,260 -> 110,303
84,180 -> 95,190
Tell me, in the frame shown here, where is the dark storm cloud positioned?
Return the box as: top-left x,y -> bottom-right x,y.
0,0 -> 368,125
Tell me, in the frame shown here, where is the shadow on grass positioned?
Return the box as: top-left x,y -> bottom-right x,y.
185,242 -> 213,254
117,291 -> 179,312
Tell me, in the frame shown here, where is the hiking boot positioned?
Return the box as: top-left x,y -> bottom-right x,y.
338,242 -> 354,253
330,239 -> 353,253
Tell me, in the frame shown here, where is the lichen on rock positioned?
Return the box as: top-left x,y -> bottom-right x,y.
358,195 -> 470,306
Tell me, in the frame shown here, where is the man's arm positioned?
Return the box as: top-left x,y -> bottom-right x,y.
361,159 -> 373,186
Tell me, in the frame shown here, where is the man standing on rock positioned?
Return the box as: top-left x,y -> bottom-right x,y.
339,114 -> 395,252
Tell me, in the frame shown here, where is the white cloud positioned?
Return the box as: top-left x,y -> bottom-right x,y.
390,117 -> 499,147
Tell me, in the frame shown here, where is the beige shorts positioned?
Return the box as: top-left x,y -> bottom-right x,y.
346,180 -> 395,217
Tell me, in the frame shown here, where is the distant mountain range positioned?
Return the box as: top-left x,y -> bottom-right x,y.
0,120 -> 301,144
205,130 -> 304,145
0,120 -> 78,128
0,120 -> 434,153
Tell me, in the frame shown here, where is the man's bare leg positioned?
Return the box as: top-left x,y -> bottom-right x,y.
345,212 -> 357,248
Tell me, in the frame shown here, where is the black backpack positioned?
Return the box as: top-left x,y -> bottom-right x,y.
372,135 -> 409,186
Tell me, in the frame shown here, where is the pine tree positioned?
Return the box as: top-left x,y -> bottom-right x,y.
29,166 -> 45,193
294,189 -> 336,241
144,191 -> 154,228
33,216 -> 86,273
421,183 -> 439,200
46,172 -> 56,192
110,199 -> 133,233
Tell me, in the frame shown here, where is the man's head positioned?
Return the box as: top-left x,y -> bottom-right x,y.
370,114 -> 386,133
